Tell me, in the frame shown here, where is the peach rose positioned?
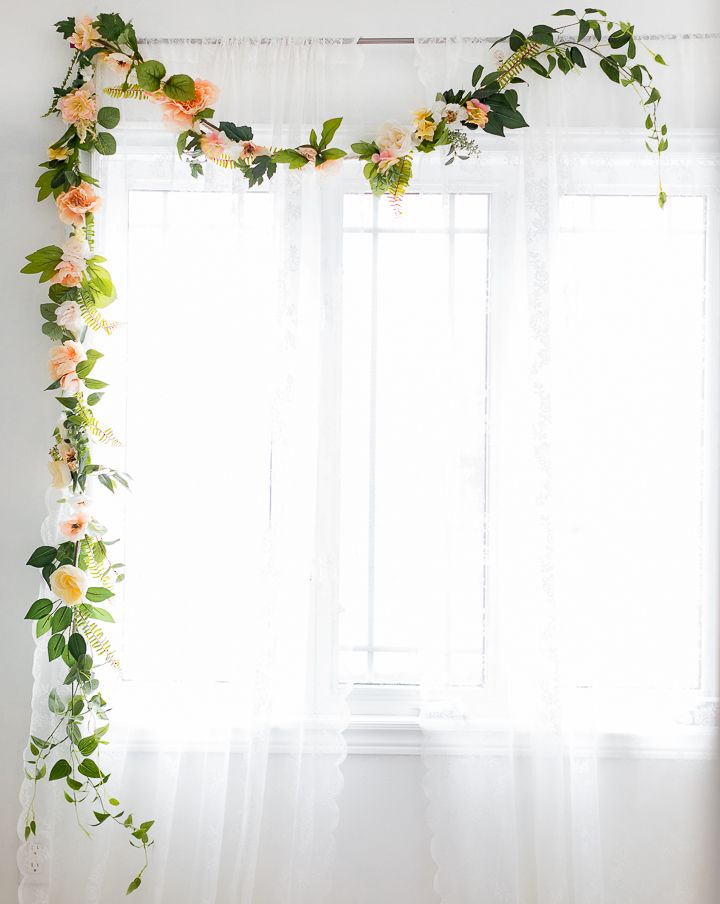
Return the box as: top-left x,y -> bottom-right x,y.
50,564 -> 89,606
56,300 -> 84,336
60,510 -> 89,540
49,260 -> 83,287
296,146 -> 317,164
200,131 -> 227,161
70,15 -> 101,52
48,459 -> 72,489
155,79 -> 219,131
59,372 -> 82,394
57,85 -> 97,140
56,182 -> 102,226
465,99 -> 490,128
48,340 -> 86,383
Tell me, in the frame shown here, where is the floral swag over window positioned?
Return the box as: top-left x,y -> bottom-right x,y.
20,8 -> 668,896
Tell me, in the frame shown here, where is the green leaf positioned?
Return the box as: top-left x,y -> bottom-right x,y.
86,586 -> 115,602
98,473 -> 115,493
51,606 -> 73,633
552,8 -> 576,14
321,148 -> 347,161
654,53 -> 667,65
96,12 -> 126,41
97,106 -> 121,130
136,60 -> 167,92
54,17 -> 76,39
40,302 -> 57,322
163,74 -> 195,102
599,58 -> 621,83
49,759 -> 72,781
78,758 -> 102,779
68,633 -> 87,661
319,117 -> 343,149
48,688 -> 65,714
78,736 -> 99,756
81,604 -> 115,623
87,392 -> 104,407
127,878 -> 142,895
48,633 -> 66,661
471,64 -> 484,87
84,378 -> 109,390
569,46 -> 586,67
94,132 -> 117,156
351,141 -> 377,158
274,149 -> 310,167
36,615 -> 53,638
21,246 -> 63,275
27,547 -> 56,568
218,121 -> 253,142
25,599 -> 53,620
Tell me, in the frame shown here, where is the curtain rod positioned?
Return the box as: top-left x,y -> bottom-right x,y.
138,33 -> 719,45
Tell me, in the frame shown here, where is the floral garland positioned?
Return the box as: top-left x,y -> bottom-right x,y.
20,8 -> 667,896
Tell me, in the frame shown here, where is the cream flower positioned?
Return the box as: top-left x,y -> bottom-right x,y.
57,85 -> 97,140
56,300 -> 84,336
432,102 -> 468,130
48,145 -> 70,162
465,99 -> 490,128
238,141 -> 269,161
70,15 -> 101,51
59,441 -> 78,472
50,564 -> 89,606
62,233 -> 90,268
48,459 -> 72,489
56,182 -> 102,226
105,52 -> 133,74
60,511 -> 90,540
375,122 -> 415,157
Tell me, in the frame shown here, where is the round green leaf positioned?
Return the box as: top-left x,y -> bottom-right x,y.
163,74 -> 195,102
136,59 -> 166,92
97,106 -> 120,129
94,132 -> 117,156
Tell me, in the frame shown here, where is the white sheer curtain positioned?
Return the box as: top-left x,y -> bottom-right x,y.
415,35 -> 720,904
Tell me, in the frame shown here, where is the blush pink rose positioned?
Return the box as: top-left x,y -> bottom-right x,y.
155,79 -> 219,131
49,260 -> 84,287
70,15 -> 101,51
56,300 -> 84,336
56,183 -> 102,226
200,131 -> 227,160
371,149 -> 399,173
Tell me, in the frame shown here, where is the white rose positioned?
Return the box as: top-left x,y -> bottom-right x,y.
375,122 -> 416,157
61,235 -> 90,269
48,459 -> 72,489
55,300 -> 83,336
432,102 -> 468,130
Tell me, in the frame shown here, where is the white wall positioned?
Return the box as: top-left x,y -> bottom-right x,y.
2,1 -> 719,903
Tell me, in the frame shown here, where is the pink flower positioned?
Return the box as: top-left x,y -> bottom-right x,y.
200,131 -> 227,161
296,146 -> 317,164
58,85 -> 97,140
154,79 -> 219,131
70,15 -> 101,52
105,52 -> 133,74
56,183 -> 102,226
60,510 -> 89,540
48,340 -> 86,385
59,372 -> 82,394
56,300 -> 84,336
371,149 -> 399,173
465,99 -> 490,128
59,441 -> 78,472
50,260 -> 83,287
239,141 -> 269,161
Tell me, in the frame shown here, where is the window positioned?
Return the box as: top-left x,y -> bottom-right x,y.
337,193 -> 490,687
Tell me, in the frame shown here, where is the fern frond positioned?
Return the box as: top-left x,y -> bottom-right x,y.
76,400 -> 122,447
104,84 -> 148,100
79,291 -> 120,335
209,155 -> 237,169
497,41 -> 542,88
79,538 -> 114,589
386,154 -> 413,214
75,610 -> 121,669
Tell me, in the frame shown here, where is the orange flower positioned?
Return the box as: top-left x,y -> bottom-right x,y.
56,182 -> 102,226
60,511 -> 89,540
49,260 -> 84,287
155,79 -> 219,131
57,85 -> 97,140
465,99 -> 490,128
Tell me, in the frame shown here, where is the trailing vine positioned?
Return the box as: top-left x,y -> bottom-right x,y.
20,7 -> 667,897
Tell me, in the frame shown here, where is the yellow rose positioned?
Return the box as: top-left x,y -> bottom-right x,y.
415,118 -> 436,141
48,146 -> 70,162
48,459 -> 71,489
50,564 -> 89,606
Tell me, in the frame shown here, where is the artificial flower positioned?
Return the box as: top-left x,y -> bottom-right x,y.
376,121 -> 415,157
69,15 -> 101,51
465,98 -> 490,128
50,564 -> 89,606
57,84 -> 97,140
432,102 -> 468,130
104,52 -> 133,74
48,340 -> 86,385
415,117 -> 436,141
48,459 -> 72,489
59,372 -> 81,394
70,494 -> 91,508
58,441 -> 78,472
61,233 -> 90,269
296,146 -> 318,164
56,182 -> 102,226
199,131 -> 227,161
238,140 -> 269,161
60,510 -> 89,540
55,299 -> 84,336
371,148 -> 400,173
153,79 -> 219,131
49,260 -> 83,287
47,145 -> 70,162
